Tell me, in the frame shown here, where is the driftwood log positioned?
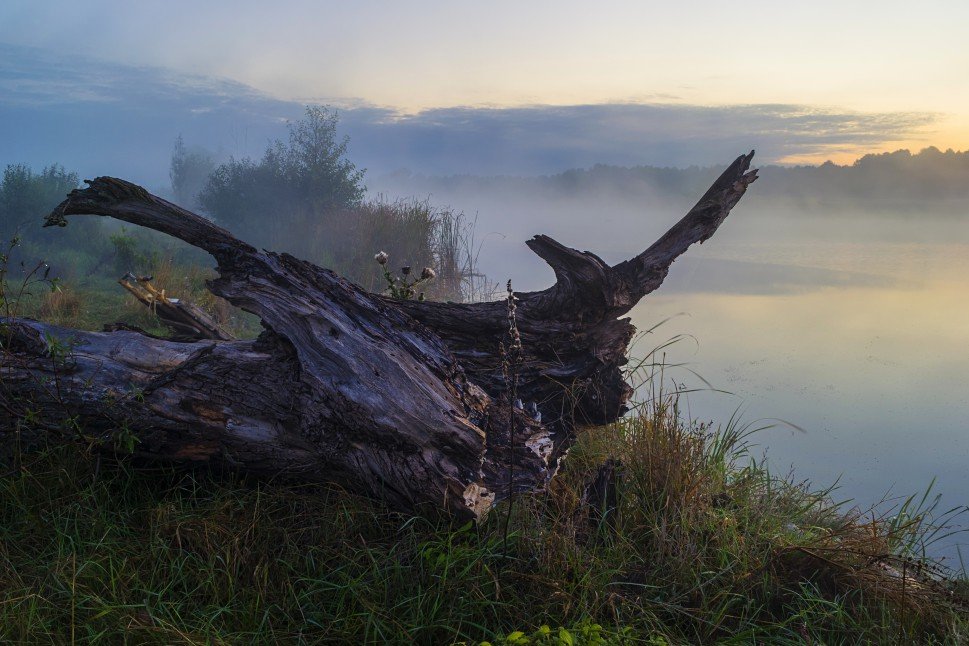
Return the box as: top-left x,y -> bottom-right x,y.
0,152 -> 757,520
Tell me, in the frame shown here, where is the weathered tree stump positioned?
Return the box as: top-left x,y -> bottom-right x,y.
0,152 -> 757,520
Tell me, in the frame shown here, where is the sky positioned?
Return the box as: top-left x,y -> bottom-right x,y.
1,0 -> 967,171
2,2 -> 969,537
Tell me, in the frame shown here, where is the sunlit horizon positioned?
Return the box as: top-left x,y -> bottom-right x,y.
302,97 -> 967,167
3,0 -> 968,167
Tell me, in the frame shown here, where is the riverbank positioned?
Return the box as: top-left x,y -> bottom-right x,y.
3,248 -> 968,643
1,389 -> 966,644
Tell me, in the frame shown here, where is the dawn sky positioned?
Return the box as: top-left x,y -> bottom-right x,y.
2,0 -> 968,164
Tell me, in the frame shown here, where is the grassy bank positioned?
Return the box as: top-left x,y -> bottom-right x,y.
1,385 -> 966,644
2,236 -> 968,643
2,247 -> 263,340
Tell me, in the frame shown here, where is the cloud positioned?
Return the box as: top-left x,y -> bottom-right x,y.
0,43 -> 304,186
339,103 -> 938,177
0,43 -> 939,186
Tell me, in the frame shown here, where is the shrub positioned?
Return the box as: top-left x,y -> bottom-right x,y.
199,106 -> 365,250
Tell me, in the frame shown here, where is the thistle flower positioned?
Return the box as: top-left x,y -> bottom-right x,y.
401,265 -> 412,276
374,251 -> 389,265
420,267 -> 436,280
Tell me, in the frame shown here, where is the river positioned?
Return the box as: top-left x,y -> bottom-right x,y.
376,175 -> 969,564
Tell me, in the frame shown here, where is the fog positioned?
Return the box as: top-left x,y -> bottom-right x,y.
365,169 -> 969,563
2,42 -> 968,563
367,158 -> 969,294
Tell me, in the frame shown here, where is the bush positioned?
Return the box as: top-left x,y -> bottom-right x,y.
197,107 -> 486,301
199,106 -> 365,251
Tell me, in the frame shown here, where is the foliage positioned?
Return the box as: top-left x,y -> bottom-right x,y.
0,164 -> 78,243
134,255 -> 260,337
108,226 -> 152,275
5,245 -> 259,340
0,237 -> 60,321
3,141 -> 966,643
0,164 -> 106,277
194,108 -> 484,301
198,106 -> 365,251
482,620 -> 644,645
169,135 -> 216,210
0,163 -> 126,289
325,197 -> 480,302
0,160 -> 262,337
375,250 -> 437,301
2,261 -> 967,641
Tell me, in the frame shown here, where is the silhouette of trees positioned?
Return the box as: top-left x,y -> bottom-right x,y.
0,164 -> 79,243
169,136 -> 216,211
198,106 -> 365,254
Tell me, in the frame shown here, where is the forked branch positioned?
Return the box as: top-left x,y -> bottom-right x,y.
1,152 -> 758,519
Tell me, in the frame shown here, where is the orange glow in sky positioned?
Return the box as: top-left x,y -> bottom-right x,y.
1,0 -> 967,164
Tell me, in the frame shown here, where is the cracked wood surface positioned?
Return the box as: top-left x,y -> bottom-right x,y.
1,152 -> 757,519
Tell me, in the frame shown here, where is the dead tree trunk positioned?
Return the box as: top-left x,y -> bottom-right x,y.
0,152 -> 757,520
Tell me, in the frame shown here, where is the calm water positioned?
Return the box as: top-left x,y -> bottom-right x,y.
375,173 -> 969,563
630,237 -> 969,563
479,205 -> 969,563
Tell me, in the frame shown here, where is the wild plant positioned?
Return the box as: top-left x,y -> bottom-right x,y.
0,236 -> 60,321
499,279 -> 523,563
374,250 -> 437,301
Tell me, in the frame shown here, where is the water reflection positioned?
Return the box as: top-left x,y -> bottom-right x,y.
630,240 -> 969,562
378,168 -> 969,563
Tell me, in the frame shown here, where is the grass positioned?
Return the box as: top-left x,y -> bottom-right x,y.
2,240 -> 968,643
320,197 -> 488,302
7,254 -> 262,339
0,385 -> 966,644
5,196 -> 483,337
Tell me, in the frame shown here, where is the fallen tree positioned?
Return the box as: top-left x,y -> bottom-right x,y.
0,152 -> 757,520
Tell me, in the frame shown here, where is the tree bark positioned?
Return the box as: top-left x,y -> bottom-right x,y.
0,152 -> 757,520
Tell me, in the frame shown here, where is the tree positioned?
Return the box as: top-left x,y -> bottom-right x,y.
1,153 -> 758,520
198,106 -> 365,255
0,164 -> 79,243
169,136 -> 216,211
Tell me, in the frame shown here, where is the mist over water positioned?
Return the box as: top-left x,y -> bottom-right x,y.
642,238 -> 969,562
371,172 -> 969,562
3,38 -> 967,561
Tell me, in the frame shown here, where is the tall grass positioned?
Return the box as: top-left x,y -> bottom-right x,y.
2,246 -> 967,643
318,197 -> 488,302
0,384 -> 965,643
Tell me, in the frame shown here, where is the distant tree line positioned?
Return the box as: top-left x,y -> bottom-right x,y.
0,164 -> 80,244
0,163 -> 206,284
399,147 -> 969,216
0,164 -> 113,281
